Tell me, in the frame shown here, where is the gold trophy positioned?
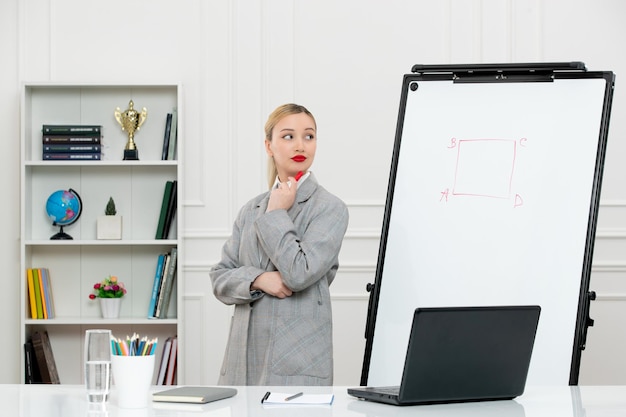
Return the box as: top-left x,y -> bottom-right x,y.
115,100 -> 147,160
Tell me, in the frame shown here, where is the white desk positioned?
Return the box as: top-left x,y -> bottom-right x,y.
1,384 -> 625,417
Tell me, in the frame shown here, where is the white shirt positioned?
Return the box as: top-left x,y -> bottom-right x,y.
271,171 -> 311,189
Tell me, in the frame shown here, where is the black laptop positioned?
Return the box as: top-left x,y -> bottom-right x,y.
348,305 -> 541,406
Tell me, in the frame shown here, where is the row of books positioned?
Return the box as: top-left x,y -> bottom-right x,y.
24,330 -> 178,385
24,330 -> 60,384
26,268 -> 55,319
148,248 -> 178,319
156,180 -> 177,239
161,109 -> 178,160
42,124 -> 102,160
157,336 -> 178,385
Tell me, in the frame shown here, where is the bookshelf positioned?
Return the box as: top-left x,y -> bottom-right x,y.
19,83 -> 183,384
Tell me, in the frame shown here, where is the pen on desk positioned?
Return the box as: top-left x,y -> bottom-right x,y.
261,391 -> 271,403
285,392 -> 303,401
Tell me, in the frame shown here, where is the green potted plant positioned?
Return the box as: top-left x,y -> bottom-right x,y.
97,196 -> 122,239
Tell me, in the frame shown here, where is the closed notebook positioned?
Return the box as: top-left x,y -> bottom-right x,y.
153,386 -> 237,404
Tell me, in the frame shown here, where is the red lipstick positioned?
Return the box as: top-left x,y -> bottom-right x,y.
292,155 -> 306,162
295,171 -> 304,181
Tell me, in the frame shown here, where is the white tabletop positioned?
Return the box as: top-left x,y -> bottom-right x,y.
1,384 -> 625,417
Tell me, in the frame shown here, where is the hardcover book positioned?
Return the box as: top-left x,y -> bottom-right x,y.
43,144 -> 101,153
39,268 -> 55,319
31,331 -> 60,384
157,337 -> 173,385
156,181 -> 174,239
162,180 -> 177,239
36,268 -> 48,319
147,253 -> 167,318
42,124 -> 102,135
165,336 -> 178,385
153,386 -> 237,404
24,341 -> 42,384
161,113 -> 172,160
32,269 -> 44,319
26,269 -> 38,319
43,135 -> 101,144
155,248 -> 177,319
43,152 -> 101,160
167,108 -> 178,160
153,253 -> 171,318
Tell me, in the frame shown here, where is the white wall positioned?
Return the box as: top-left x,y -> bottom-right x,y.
1,0 -> 625,385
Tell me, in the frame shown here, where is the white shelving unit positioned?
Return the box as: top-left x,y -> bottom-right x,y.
20,83 -> 183,384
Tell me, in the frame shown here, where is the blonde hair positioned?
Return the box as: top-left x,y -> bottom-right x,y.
264,103 -> 316,189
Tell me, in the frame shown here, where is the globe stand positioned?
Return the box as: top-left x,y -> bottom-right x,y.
50,224 -> 73,240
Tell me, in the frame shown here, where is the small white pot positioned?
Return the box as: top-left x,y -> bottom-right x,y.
97,215 -> 122,240
99,297 -> 122,319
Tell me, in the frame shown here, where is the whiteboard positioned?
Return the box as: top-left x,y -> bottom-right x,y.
364,70 -> 614,386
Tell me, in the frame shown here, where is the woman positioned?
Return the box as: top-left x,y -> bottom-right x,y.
210,103 -> 349,386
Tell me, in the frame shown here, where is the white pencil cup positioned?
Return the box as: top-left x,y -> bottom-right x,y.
111,354 -> 155,408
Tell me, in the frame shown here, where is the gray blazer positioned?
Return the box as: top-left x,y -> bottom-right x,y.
210,173 -> 349,385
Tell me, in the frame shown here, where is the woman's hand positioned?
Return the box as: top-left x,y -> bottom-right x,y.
266,176 -> 297,212
251,271 -> 293,299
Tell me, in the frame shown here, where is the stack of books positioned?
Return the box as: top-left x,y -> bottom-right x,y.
24,330 -> 60,384
26,268 -> 55,319
42,124 -> 102,160
147,248 -> 178,319
160,109 -> 178,160
156,180 -> 177,239
156,335 -> 178,385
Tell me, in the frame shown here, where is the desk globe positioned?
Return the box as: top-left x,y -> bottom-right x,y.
46,189 -> 82,240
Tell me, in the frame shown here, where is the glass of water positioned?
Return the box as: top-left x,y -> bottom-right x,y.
84,329 -> 112,403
